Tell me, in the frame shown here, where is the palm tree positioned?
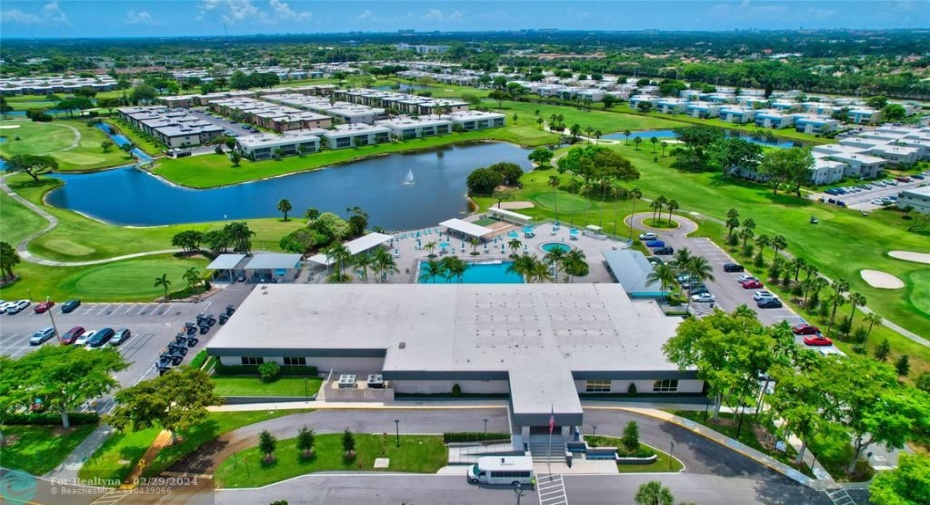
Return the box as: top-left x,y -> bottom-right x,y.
660,141 -> 668,157
324,243 -> 352,283
584,126 -> 594,140
740,227 -> 755,248
372,247 -> 398,283
633,136 -> 643,150
665,199 -> 679,225
508,254 -> 537,282
469,238 -> 480,255
673,248 -> 694,272
508,239 -> 522,258
634,480 -> 675,505
543,247 -> 568,282
732,304 -> 758,320
646,263 -> 677,302
531,260 -> 553,283
548,175 -> 560,221
419,259 -> 446,283
626,187 -> 643,241
536,117 -> 544,130
182,267 -> 202,290
755,234 -> 771,257
562,249 -> 588,283
277,198 -> 292,221
742,217 -> 756,236
803,263 -> 819,281
443,256 -> 468,283
771,234 -> 788,256
650,136 -> 658,153
847,292 -> 867,331
154,273 -> 171,301
424,241 -> 438,258
650,200 -> 663,224
790,257 -> 807,282
826,291 -> 847,333
686,256 -> 715,312
354,253 -> 374,283
593,130 -> 602,144
623,129 -> 632,145
864,312 -> 883,337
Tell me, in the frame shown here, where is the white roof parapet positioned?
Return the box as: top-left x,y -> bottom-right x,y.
439,218 -> 494,238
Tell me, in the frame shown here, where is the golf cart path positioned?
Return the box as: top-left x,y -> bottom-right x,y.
1,174 -> 182,266
58,122 -> 83,151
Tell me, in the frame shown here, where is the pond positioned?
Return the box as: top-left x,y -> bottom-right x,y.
46,142 -> 533,230
602,129 -> 799,149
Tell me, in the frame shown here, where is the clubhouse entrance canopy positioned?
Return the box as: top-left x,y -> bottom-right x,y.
242,253 -> 303,282
306,232 -> 393,266
206,254 -> 249,281
439,218 -> 493,239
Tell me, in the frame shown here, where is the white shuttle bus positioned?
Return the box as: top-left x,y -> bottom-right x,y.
468,456 -> 535,486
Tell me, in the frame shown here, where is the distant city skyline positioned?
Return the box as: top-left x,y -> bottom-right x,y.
1,1 -> 928,39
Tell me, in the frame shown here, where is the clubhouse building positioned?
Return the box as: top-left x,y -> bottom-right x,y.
207,283 -> 701,446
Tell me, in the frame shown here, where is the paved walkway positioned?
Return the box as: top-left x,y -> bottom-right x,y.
45,425 -> 115,482
208,399 -> 510,412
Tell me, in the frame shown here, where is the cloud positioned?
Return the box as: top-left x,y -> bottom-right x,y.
423,9 -> 463,22
1,1 -> 69,26
200,0 -> 271,25
269,0 -> 311,21
125,10 -> 163,26
357,10 -> 379,23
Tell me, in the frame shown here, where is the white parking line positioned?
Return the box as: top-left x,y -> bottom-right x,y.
112,304 -> 126,315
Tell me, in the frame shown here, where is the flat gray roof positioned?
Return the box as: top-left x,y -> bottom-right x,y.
243,253 -> 302,270
206,254 -> 247,270
208,284 -> 683,413
603,250 -> 666,296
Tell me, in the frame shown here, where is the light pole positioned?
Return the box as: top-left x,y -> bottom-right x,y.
394,419 -> 400,447
513,482 -> 523,505
46,296 -> 62,344
592,425 -> 597,436
669,441 -> 675,470
483,418 -> 488,435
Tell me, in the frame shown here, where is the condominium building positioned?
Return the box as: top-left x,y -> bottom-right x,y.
118,106 -> 224,148
374,116 -> 453,140
897,186 -> 930,214
321,124 -> 392,149
235,131 -> 322,161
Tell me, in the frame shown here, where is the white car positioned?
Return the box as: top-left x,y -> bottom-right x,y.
753,290 -> 776,301
75,330 -> 96,346
691,293 -> 715,303
736,274 -> 758,283
638,232 -> 657,241
870,198 -> 885,205
4,299 -> 31,314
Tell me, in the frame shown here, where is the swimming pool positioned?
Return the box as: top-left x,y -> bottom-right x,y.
541,242 -> 572,253
416,260 -> 524,284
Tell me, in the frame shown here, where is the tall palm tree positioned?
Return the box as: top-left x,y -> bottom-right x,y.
543,247 -> 568,283
650,136 -> 658,152
650,200 -> 663,224
627,187 -> 642,242
806,276 -> 828,309
354,253 -> 374,283
826,292 -> 847,333
508,254 -> 537,282
442,256 -> 468,283
277,198 -> 292,221
154,273 -> 171,301
740,227 -> 755,248
593,130 -> 602,144
634,480 -> 675,505
666,199 -> 679,224
623,129 -> 631,145
864,312 -> 883,337
755,234 -> 771,256
562,249 -> 588,283
732,304 -> 758,320
372,247 -> 397,283
790,257 -> 807,282
584,126 -> 594,140
803,263 -> 819,281
847,292 -> 867,331
660,141 -> 668,157
646,263 -> 677,302
469,238 -> 480,255
686,256 -> 715,306
508,239 -> 522,258
419,259 -> 446,283
771,234 -> 788,256
633,136 -> 643,150
531,260 -> 553,283
324,243 -> 352,283
673,248 -> 693,271
182,267 -> 202,290
424,241 -> 438,258
548,175 -> 560,222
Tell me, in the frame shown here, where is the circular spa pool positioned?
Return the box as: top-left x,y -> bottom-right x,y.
540,242 -> 572,253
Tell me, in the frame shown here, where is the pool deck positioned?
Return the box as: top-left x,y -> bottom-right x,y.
305,215 -> 631,284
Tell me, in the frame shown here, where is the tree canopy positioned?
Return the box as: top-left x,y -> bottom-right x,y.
757,147 -> 815,196
6,154 -> 59,181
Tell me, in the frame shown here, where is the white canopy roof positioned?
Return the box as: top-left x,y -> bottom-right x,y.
206,254 -> 247,270
439,218 -> 493,238
243,253 -> 303,270
306,232 -> 394,266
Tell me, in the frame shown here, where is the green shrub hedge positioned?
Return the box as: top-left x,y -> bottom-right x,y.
188,350 -> 209,369
214,363 -> 318,376
443,432 -> 510,443
2,412 -> 100,426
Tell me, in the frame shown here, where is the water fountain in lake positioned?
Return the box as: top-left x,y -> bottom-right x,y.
404,169 -> 415,185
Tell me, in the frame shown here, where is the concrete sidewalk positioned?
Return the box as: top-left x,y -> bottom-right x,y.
207,399 -> 510,412
44,425 -> 115,482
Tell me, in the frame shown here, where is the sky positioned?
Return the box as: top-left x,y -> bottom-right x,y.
1,1 -> 928,38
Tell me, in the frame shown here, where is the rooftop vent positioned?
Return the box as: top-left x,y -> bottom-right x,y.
398,342 -> 406,349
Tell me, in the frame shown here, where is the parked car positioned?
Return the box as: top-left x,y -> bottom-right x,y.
689,285 -> 710,295
60,299 -> 82,313
757,298 -> 783,308
870,198 -> 886,205
723,263 -> 744,272
34,300 -> 55,314
75,330 -> 96,346
792,324 -> 821,335
60,326 -> 86,345
652,246 -> 674,255
645,240 -> 665,248
912,174 -> 926,180
896,176 -> 911,183
741,279 -> 764,289
87,327 -> 115,348
752,290 -> 775,301
885,179 -> 898,186
691,293 -> 716,303
0,300 -> 12,314
110,328 -> 132,346
803,334 -> 833,346
29,327 -> 57,345
5,299 -> 31,315
639,232 -> 658,241
736,275 -> 758,283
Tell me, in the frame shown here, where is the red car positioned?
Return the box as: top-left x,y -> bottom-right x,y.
34,301 -> 55,314
741,279 -> 764,289
60,326 -> 85,345
804,334 -> 833,346
792,324 -> 821,335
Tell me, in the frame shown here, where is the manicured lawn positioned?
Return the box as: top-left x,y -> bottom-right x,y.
0,191 -> 47,245
0,118 -> 134,171
2,95 -> 61,110
80,410 -> 312,485
214,434 -> 448,488
107,118 -> 163,156
487,100 -> 683,136
617,447 -> 684,473
0,424 -> 98,476
212,376 -> 323,397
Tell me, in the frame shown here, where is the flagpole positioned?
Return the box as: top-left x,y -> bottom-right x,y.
547,404 -> 553,476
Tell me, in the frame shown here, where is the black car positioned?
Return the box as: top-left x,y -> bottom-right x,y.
87,327 -> 115,347
757,298 -> 784,309
689,285 -> 710,295
723,263 -> 744,273
110,328 -> 132,346
652,246 -> 675,255
61,299 -> 82,313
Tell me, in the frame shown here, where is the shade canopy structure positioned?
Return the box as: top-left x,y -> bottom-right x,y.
306,232 -> 393,266
243,253 -> 303,270
206,254 -> 248,271
486,207 -> 533,225
585,224 -> 603,233
439,218 -> 494,240
603,250 -> 668,299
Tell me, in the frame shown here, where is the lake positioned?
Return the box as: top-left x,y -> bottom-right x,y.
46,142 -> 533,230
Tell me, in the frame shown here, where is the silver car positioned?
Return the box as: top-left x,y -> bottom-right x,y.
30,327 -> 57,345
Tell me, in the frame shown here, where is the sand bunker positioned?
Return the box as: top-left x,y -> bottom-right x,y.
500,201 -> 535,210
860,270 -> 905,289
889,251 -> 930,265
0,124 -> 22,129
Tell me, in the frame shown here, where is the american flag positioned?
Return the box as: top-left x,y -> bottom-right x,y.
548,406 -> 555,434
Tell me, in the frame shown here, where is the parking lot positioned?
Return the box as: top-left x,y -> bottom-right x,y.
0,284 -> 254,410
813,175 -> 929,211
187,109 -> 254,137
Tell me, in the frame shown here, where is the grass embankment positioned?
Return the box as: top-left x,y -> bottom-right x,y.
583,435 -> 684,473
0,424 -> 98,475
212,377 -> 323,397
0,118 -> 134,171
0,191 -> 47,245
482,141 -> 929,375
80,410 -> 311,485
486,99 -> 684,136
107,118 -> 163,156
214,434 -> 447,488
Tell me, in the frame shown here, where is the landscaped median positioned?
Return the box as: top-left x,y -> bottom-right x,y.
214,433 -> 448,488
0,424 -> 98,475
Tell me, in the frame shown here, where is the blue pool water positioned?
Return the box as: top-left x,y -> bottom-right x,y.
541,242 -> 572,253
603,130 -> 677,141
417,261 -> 524,284
602,129 -> 798,149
